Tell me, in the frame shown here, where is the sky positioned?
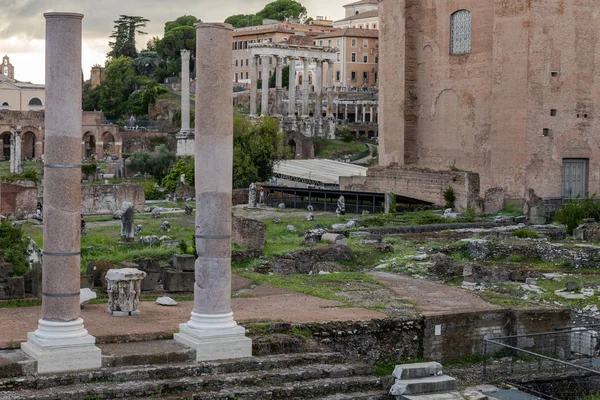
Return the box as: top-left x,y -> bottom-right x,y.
0,0 -> 349,84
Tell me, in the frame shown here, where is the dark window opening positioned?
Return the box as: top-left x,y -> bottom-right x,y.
543,128 -> 550,137
551,109 -> 557,117
551,71 -> 559,77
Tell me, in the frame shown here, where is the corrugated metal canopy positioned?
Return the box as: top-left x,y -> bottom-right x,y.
272,159 -> 368,186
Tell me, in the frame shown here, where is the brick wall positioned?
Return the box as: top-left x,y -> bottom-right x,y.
339,164 -> 480,209
0,182 -> 39,217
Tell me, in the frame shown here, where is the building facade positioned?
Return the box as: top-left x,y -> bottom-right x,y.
232,22 -> 335,85
314,28 -> 379,89
378,0 -> 600,202
0,56 -> 45,112
334,0 -> 379,30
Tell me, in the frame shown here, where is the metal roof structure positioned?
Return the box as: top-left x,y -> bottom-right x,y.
272,159 -> 368,187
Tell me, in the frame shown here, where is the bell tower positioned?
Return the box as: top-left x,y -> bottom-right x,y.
2,55 -> 14,79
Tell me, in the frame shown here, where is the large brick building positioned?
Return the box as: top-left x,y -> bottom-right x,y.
378,0 -> 600,202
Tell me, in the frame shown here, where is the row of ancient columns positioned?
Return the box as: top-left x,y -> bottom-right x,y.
249,56 -> 334,119
21,14 -> 250,374
334,103 -> 379,124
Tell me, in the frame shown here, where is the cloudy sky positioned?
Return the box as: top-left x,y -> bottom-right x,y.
1,0 -> 348,84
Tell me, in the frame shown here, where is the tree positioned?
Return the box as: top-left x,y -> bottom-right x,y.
132,51 -> 161,76
162,157 -> 195,192
126,78 -> 168,116
126,145 -> 176,181
0,220 -> 30,276
232,116 -> 288,189
154,15 -> 200,82
268,65 -> 290,89
225,14 -> 263,28
108,15 -> 150,60
84,56 -> 138,120
257,0 -> 307,22
225,0 -> 308,28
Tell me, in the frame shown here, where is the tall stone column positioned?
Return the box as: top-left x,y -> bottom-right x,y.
9,133 -> 15,173
344,103 -> 348,120
302,57 -> 310,117
326,61 -> 334,118
22,12 -> 101,374
275,56 -> 283,116
370,106 -> 374,123
181,50 -> 191,133
176,50 -> 194,157
287,57 -> 296,116
355,104 -> 359,122
315,60 -> 323,118
261,55 -> 270,116
250,56 -> 258,118
174,22 -> 252,362
363,103 -> 367,123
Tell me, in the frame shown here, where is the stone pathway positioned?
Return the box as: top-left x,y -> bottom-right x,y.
0,285 -> 386,349
370,271 -> 500,315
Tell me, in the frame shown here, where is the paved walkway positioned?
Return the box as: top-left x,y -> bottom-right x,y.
0,284 -> 386,349
370,272 -> 500,316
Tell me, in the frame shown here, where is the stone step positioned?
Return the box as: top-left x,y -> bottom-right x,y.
393,362 -> 444,380
391,375 -> 458,396
0,363 -> 377,399
401,391 -> 465,400
312,390 -> 391,400
0,352 -> 345,391
0,350 -> 35,379
99,340 -> 195,368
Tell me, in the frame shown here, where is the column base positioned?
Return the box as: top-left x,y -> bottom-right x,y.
174,312 -> 252,362
21,319 -> 101,373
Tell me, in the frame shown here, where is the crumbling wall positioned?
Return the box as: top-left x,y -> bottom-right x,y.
0,182 -> 39,217
340,164 -> 480,209
81,184 -> 145,215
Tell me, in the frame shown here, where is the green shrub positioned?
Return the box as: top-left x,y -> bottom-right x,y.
1,168 -> 40,183
142,180 -> 165,200
0,221 -> 31,276
81,163 -> 97,176
555,195 -> 600,235
162,158 -> 194,192
463,206 -> 477,222
512,229 -> 540,239
371,146 -> 378,158
443,187 -> 456,209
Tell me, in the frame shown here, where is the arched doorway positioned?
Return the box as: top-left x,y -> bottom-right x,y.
0,132 -> 11,161
22,131 -> 36,159
103,132 -> 115,158
82,132 -> 96,159
288,140 -> 297,159
298,72 -> 303,86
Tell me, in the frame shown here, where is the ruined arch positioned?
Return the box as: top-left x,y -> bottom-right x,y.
82,132 -> 96,159
102,131 -> 116,157
21,131 -> 37,159
288,139 -> 297,159
0,131 -> 11,160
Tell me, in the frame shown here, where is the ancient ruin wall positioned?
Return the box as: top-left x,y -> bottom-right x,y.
377,0 -> 406,166
81,184 -> 145,215
340,165 -> 480,209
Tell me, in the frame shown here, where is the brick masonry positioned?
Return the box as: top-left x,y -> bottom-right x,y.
340,164 -> 480,208
378,0 -> 600,200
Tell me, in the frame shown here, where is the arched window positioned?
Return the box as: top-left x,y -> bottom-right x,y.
450,10 -> 472,55
28,97 -> 43,106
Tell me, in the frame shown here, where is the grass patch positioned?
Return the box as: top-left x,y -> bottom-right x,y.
374,358 -> 430,377
237,271 -> 380,302
312,138 -> 368,159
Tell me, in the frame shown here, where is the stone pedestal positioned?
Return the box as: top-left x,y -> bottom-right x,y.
21,12 -> 101,374
174,22 -> 252,362
106,268 -> 146,316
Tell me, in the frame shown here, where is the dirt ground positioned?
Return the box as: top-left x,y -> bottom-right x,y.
371,271 -> 501,316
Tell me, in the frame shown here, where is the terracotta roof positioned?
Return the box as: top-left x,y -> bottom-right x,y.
313,28 -> 379,40
233,26 -> 295,37
344,0 -> 378,7
335,10 -> 379,23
